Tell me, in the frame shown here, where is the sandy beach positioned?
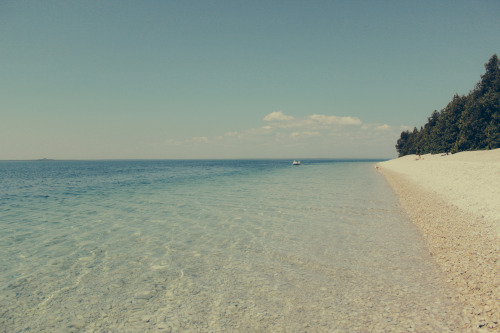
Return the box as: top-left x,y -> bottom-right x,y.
377,149 -> 500,330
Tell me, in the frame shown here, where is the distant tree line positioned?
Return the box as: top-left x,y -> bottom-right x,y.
396,54 -> 500,157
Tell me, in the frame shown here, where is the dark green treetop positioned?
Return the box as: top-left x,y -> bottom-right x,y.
396,54 -> 500,157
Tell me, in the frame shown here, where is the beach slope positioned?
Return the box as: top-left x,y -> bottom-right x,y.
377,149 -> 500,330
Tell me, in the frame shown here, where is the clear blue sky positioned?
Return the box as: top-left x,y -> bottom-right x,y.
1,0 -> 499,159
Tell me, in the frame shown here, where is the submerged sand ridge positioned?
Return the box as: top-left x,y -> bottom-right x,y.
378,149 -> 500,330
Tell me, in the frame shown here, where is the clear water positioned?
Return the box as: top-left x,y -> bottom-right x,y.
0,160 -> 464,332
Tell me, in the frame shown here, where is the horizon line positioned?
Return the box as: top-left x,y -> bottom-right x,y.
0,157 -> 393,162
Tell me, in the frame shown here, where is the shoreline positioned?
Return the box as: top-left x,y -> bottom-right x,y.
377,150 -> 500,330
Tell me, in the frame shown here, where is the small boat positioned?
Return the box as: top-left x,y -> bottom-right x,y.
292,160 -> 301,166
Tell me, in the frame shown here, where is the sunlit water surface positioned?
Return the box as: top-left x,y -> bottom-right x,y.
0,160 -> 464,332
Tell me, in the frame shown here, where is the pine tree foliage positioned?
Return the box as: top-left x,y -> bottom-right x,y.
396,54 -> 500,157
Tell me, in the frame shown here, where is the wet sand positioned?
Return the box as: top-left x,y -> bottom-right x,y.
377,149 -> 500,330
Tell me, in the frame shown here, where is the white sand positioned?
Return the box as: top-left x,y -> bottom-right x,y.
379,149 -> 500,232
377,149 -> 500,330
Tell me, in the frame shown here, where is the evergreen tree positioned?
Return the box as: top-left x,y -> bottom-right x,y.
480,54 -> 500,149
396,54 -> 500,156
442,94 -> 466,153
395,130 -> 410,156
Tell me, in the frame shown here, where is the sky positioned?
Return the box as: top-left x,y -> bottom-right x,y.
1,0 -> 499,160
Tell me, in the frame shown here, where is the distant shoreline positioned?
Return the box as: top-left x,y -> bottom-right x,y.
377,149 -> 500,330
0,158 -> 391,162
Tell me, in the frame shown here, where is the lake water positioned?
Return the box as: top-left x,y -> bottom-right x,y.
0,160 -> 464,332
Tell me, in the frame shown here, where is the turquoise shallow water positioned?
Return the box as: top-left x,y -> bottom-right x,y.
0,160 -> 464,332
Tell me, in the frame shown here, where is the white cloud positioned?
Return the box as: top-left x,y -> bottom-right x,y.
263,111 -> 295,122
376,124 -> 391,131
290,131 -> 321,140
165,139 -> 183,146
308,114 -> 362,126
263,111 -> 362,130
361,123 -> 393,131
163,110 -> 405,158
245,126 -> 273,136
189,136 -> 210,144
175,111 -> 366,146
